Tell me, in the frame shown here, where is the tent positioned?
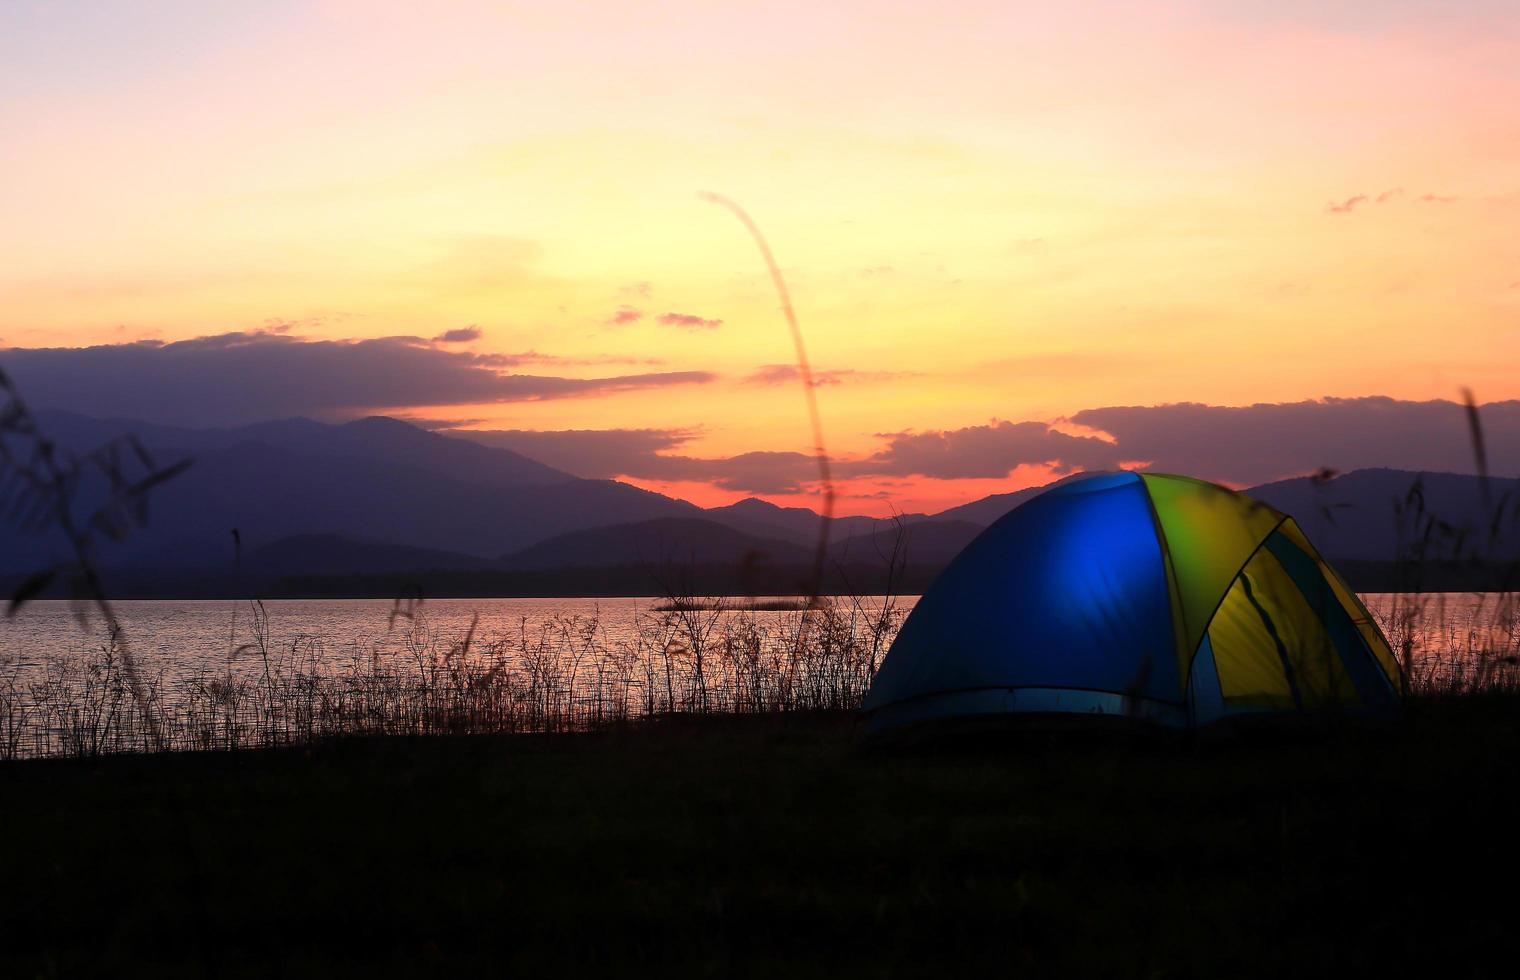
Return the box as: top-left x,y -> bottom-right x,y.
862,472 -> 1403,732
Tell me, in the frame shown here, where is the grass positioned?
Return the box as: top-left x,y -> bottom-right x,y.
0,597 -> 903,759
1,701 -> 1516,977
7,588 -> 1519,760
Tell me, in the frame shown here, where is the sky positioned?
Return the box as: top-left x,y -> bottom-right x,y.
3,1 -> 1519,514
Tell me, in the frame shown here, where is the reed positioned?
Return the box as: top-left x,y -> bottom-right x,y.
0,596 -> 905,760
6,580 -> 1518,762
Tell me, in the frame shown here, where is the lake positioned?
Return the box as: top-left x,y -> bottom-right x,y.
0,594 -> 909,756
1,592 -> 1511,689
0,595 -> 909,686
1,592 -> 1514,760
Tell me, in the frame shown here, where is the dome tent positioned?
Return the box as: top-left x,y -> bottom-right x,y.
862,472 -> 1402,732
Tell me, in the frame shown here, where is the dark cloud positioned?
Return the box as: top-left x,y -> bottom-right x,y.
1374,187 -> 1403,204
0,330 -> 715,427
684,451 -> 819,494
446,397 -> 1517,500
451,428 -> 697,479
845,397 -> 1520,488
658,312 -> 723,330
393,416 -> 486,431
607,306 -> 644,326
1419,193 -> 1458,204
1071,397 -> 1520,486
447,427 -> 818,494
433,326 -> 482,343
844,421 -> 1122,479
830,397 -> 1520,488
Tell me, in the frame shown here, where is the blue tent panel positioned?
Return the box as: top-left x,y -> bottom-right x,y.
863,472 -> 1181,713
1188,634 -> 1225,725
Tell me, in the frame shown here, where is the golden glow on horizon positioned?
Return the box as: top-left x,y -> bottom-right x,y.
3,1 -> 1519,513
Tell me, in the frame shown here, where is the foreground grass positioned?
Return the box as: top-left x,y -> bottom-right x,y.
2,700 -> 1518,978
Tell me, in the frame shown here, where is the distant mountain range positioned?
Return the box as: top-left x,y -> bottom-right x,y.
4,412 -> 1516,597
1247,468 -> 1520,561
6,411 -> 697,569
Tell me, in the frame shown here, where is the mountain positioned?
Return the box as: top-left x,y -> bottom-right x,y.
501,517 -> 812,571
833,520 -> 986,567
929,471 -> 1116,526
122,445 -> 696,562
238,534 -> 493,576
929,487 -> 1046,527
2,411 -> 700,570
35,410 -> 575,488
702,497 -> 918,546
9,405 -> 1516,594
500,515 -> 986,574
490,517 -> 970,596
1245,468 -> 1520,561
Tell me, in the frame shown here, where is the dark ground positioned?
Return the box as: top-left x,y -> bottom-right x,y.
3,700 -> 1518,978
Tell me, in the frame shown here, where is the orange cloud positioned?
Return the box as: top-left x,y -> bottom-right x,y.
657,312 -> 723,330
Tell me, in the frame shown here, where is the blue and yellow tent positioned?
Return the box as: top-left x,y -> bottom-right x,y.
863,472 -> 1402,731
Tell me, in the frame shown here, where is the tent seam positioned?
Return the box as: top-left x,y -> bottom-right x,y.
1137,476 -> 1192,697
1280,518 -> 1407,694
1180,515 -> 1289,700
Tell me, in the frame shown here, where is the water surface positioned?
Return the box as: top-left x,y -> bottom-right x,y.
0,592 -> 1509,688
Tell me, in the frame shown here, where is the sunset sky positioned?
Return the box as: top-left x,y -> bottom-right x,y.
4,1 -> 1519,514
